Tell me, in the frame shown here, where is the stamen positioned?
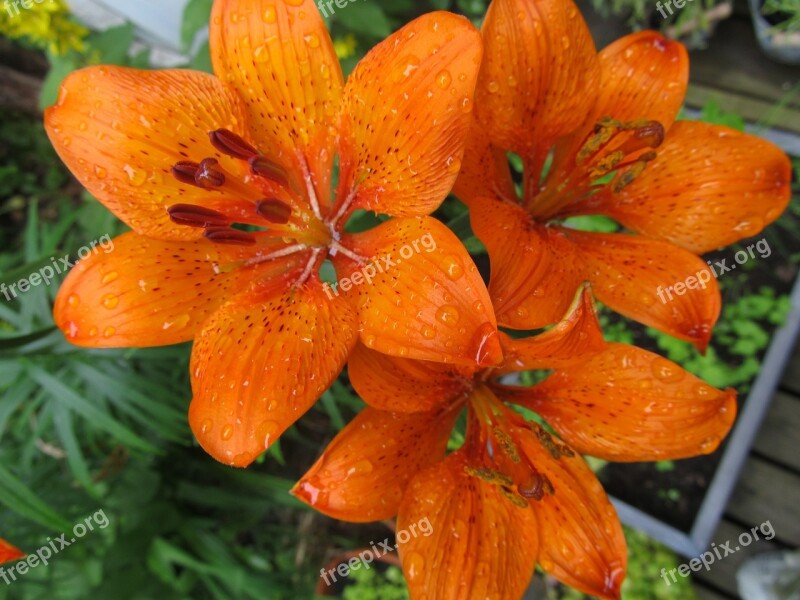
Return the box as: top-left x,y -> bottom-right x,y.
464,466 -> 514,487
250,156 -> 290,190
500,486 -> 529,508
203,227 -> 257,246
196,158 -> 226,188
256,199 -> 293,225
209,129 -> 258,160
167,204 -> 230,228
171,161 -> 201,185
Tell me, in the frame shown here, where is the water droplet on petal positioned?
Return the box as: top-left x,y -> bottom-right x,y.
435,69 -> 452,89
101,271 -> 119,285
650,357 -> 684,383
102,293 -> 119,309
67,293 -> 80,307
436,305 -> 460,325
257,420 -> 280,447
221,424 -> 234,441
405,552 -> 425,581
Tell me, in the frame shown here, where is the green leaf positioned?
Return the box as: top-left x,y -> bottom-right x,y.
27,366 -> 160,454
182,0 -> 213,53
336,3 -> 392,38
0,463 -> 72,531
88,24 -> 136,65
39,53 -> 78,110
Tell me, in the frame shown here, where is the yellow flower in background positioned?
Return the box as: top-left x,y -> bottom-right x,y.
333,33 -> 357,59
0,0 -> 88,56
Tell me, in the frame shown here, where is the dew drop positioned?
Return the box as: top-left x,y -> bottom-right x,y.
102,293 -> 119,309
650,357 -> 684,383
405,552 -> 425,581
67,293 -> 80,307
435,69 -> 452,89
421,326 -> 436,339
101,271 -> 119,285
443,255 -> 464,280
103,326 -> 116,337
123,164 -> 147,187
486,80 -> 500,94
436,305 -> 460,325
347,459 -> 374,477
262,4 -> 277,22
304,33 -> 320,48
94,166 -> 107,179
200,419 -> 213,434
459,96 -> 473,113
445,156 -> 462,174
257,420 -> 280,447
221,424 -> 234,441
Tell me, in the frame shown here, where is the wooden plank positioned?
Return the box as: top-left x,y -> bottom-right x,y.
753,391 -> 800,471
685,84 -> 800,135
688,18 -> 800,109
726,457 -> 800,546
780,340 -> 800,395
691,519 -> 780,596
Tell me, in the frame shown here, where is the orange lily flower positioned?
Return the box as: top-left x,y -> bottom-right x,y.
0,538 -> 24,565
44,1 -> 499,467
293,287 -> 737,599
455,0 -> 792,350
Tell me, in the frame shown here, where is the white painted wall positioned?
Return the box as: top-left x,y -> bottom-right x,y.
67,0 -> 206,66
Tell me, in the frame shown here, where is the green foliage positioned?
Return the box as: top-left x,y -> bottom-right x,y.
648,289 -> 789,390
763,0 -> 800,32
343,566 -> 409,600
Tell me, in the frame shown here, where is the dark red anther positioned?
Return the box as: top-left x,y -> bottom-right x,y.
167,204 -> 230,228
203,227 -> 257,246
632,121 -> 665,148
255,199 -> 293,225
249,156 -> 290,190
196,158 -> 226,188
171,161 -> 201,185
209,129 -> 258,160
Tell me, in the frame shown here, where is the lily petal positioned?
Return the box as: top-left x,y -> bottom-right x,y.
453,121 -> 517,207
565,228 -> 721,350
497,284 -> 606,375
53,232 -> 300,348
469,196 -> 585,330
551,31 -> 688,178
0,539 -> 24,565
348,344 -> 472,412
188,279 -> 358,467
581,122 -> 792,254
210,0 -> 342,208
514,424 -> 627,599
337,12 -> 482,218
476,0 -> 599,178
505,342 -> 737,461
45,67 -> 250,240
397,451 -> 539,600
332,217 -> 502,367
292,405 -> 458,522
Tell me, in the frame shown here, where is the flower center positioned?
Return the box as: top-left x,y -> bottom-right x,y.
462,384 -> 570,508
528,117 -> 665,220
165,129 -> 365,286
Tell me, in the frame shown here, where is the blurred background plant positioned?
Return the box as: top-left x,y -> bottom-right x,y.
1,0 -> 798,599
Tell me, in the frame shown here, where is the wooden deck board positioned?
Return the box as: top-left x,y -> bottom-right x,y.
752,391 -> 800,471
725,457 -> 800,546
691,520 -> 781,596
